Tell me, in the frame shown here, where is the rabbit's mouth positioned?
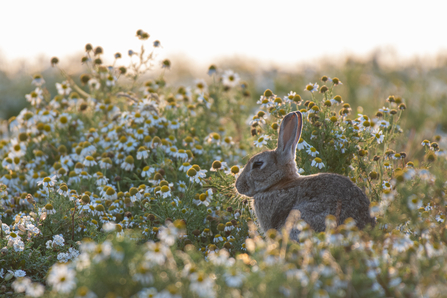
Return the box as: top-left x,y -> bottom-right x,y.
235,176 -> 255,197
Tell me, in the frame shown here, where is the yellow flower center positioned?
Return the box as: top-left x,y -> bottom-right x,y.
231,166 -> 239,174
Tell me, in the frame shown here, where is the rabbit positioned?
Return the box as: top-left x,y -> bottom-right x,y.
235,111 -> 375,239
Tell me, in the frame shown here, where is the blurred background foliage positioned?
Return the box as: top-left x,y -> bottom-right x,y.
1,51 -> 446,160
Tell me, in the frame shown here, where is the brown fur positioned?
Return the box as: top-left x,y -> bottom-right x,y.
236,112 -> 375,239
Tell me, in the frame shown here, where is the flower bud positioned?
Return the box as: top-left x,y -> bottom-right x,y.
319,85 -> 328,93
264,89 -> 273,97
187,168 -> 197,177
51,57 -> 59,67
212,160 -> 222,169
80,74 -> 91,85
94,46 -> 103,56
231,166 -> 240,174
162,59 -> 171,69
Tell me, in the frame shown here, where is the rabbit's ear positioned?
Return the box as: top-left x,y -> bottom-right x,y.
276,111 -> 303,162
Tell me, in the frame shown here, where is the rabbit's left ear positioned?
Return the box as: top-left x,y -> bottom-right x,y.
276,111 -> 303,163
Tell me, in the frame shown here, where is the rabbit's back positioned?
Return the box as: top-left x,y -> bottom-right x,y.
292,173 -> 373,231
253,173 -> 374,233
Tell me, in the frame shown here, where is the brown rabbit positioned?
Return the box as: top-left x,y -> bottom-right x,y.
236,111 -> 375,239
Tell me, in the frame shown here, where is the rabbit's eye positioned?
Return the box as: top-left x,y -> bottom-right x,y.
253,161 -> 263,169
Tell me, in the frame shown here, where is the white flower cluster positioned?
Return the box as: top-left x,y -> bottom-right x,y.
12,276 -> 45,297
1,214 -> 42,252
46,234 -> 65,249
57,247 -> 80,263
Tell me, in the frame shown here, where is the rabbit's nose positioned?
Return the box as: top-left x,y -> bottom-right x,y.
235,176 -> 249,195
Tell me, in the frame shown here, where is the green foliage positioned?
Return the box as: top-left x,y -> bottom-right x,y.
0,31 -> 447,297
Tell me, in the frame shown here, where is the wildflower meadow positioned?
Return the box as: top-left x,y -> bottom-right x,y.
1,30 -> 447,297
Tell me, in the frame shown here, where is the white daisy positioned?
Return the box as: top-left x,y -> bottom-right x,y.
177,181 -> 187,192
257,96 -> 273,108
137,148 -> 149,160
83,156 -> 97,167
377,120 -> 390,128
253,135 -> 270,148
296,138 -> 311,150
306,147 -> 319,157
304,82 -> 319,93
221,70 -> 240,88
194,79 -> 208,94
374,130 -> 384,144
47,263 -> 76,293
141,166 -> 156,178
179,162 -> 192,172
88,78 -> 100,90
311,158 -> 325,169
56,81 -> 72,96
174,149 -> 188,160
25,88 -> 44,106
37,175 -> 57,188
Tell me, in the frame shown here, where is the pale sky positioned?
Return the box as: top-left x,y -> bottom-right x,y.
1,0 -> 446,70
